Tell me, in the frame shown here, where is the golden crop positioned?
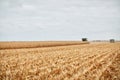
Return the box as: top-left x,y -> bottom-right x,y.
0,42 -> 120,80
0,41 -> 88,49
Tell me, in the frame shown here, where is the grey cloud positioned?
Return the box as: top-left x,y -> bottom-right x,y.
0,0 -> 120,41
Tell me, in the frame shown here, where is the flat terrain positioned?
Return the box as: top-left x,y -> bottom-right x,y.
0,41 -> 88,49
0,42 -> 120,80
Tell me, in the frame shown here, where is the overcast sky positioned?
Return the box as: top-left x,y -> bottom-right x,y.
0,0 -> 120,41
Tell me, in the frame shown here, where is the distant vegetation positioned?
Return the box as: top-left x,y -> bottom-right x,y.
82,38 -> 88,41
110,39 -> 115,43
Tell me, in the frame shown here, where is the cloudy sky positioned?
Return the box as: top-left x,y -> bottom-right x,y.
0,0 -> 120,41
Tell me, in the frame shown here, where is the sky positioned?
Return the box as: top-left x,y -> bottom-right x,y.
0,0 -> 120,41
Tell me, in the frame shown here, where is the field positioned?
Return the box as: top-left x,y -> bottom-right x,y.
0,41 -> 88,49
0,42 -> 120,80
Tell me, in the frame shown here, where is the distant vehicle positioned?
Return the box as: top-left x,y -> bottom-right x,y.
110,39 -> 115,43
82,38 -> 87,41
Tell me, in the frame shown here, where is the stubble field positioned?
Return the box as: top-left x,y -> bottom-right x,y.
0,42 -> 120,80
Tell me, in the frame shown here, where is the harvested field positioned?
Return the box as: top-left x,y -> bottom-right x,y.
0,41 -> 89,49
0,42 -> 120,80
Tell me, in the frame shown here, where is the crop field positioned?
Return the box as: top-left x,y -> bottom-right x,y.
0,42 -> 120,80
0,41 -> 88,49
